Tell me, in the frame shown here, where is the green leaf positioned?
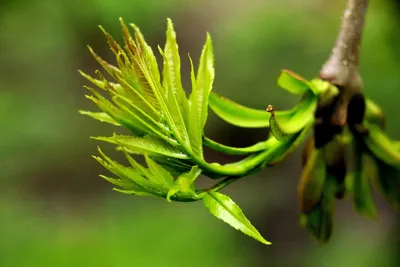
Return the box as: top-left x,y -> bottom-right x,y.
297,148 -> 326,214
209,91 -> 316,131
363,123 -> 400,166
145,155 -> 174,189
84,87 -> 146,136
269,123 -> 312,165
269,91 -> 317,135
93,135 -> 189,159
300,175 -> 336,244
166,166 -> 202,202
195,33 -> 215,129
164,18 -> 190,129
202,191 -> 271,245
374,158 -> 400,210
79,111 -> 121,126
111,95 -> 177,145
93,148 -> 163,197
188,33 -> 214,157
352,142 -> 377,219
158,47 -> 190,147
365,98 -> 385,129
99,174 -> 135,189
277,70 -> 311,95
209,92 -> 271,128
188,56 -> 203,157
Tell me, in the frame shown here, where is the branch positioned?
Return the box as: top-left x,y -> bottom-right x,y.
319,0 -> 369,126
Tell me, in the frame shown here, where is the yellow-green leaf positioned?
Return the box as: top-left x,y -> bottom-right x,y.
203,191 -> 271,245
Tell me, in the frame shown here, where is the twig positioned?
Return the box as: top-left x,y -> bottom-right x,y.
319,0 -> 369,126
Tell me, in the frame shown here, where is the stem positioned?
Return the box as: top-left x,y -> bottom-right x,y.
319,0 -> 369,126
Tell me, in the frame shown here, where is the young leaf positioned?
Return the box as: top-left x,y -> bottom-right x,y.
78,111 -> 121,126
202,191 -> 271,245
166,166 -> 202,202
209,90 -> 316,132
158,47 -> 190,147
112,96 -> 176,145
93,135 -> 189,159
365,98 -> 385,129
267,105 -> 286,140
188,33 -> 214,157
208,92 -> 271,128
300,175 -> 336,244
194,33 -> 215,129
268,91 -> 317,135
164,18 -> 190,128
277,70 -> 311,95
374,158 -> 400,209
297,148 -> 326,214
84,87 -> 147,136
188,56 -> 203,157
363,123 -> 400,166
93,148 -> 162,196
145,155 -> 174,189
352,142 -> 377,219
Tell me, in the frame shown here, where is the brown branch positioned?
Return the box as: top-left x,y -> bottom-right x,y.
319,0 -> 369,126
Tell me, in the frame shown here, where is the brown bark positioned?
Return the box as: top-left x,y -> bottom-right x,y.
319,0 -> 369,126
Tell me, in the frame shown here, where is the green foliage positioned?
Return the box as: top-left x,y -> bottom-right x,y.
80,18 -> 400,245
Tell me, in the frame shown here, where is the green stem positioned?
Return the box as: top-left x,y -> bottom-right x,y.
189,132 -> 301,178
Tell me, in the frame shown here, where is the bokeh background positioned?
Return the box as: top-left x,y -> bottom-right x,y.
1,0 -> 400,266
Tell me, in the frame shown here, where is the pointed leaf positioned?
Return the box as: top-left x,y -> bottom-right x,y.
365,98 -> 385,129
93,135 -> 189,159
145,155 -> 174,189
209,91 -> 316,131
352,142 -> 377,218
203,191 -> 271,245
158,47 -> 190,147
364,123 -> 400,166
374,158 -> 400,209
84,87 -> 146,136
277,70 -> 311,95
79,111 -> 121,126
188,56 -> 203,157
164,18 -> 189,127
297,148 -> 326,214
300,175 -> 336,244
93,148 -> 162,197
209,92 -> 271,128
195,33 -> 215,129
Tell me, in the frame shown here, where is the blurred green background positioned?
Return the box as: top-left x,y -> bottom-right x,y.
1,0 -> 400,266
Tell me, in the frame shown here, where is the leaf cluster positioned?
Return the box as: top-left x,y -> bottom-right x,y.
80,19 -> 400,245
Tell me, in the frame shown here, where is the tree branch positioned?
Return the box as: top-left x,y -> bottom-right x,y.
318,0 -> 369,126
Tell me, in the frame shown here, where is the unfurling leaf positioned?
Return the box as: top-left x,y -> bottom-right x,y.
188,33 -> 215,158
298,148 -> 326,214
352,142 -> 377,219
208,92 -> 271,128
374,158 -> 400,210
277,70 -> 312,95
93,135 -> 188,159
79,111 -> 121,126
300,175 -> 336,244
203,191 -> 271,245
365,98 -> 385,129
166,166 -> 202,201
363,123 -> 400,166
